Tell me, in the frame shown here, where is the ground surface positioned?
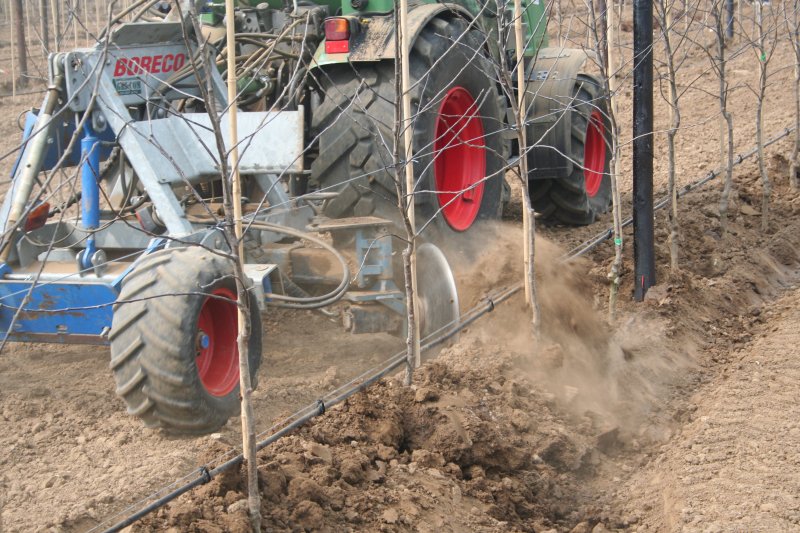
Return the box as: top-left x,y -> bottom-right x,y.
620,288 -> 800,532
2,3 -> 800,533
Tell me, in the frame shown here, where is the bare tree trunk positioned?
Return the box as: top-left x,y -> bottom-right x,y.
793,64 -> 800,189
184,4 -> 262,529
605,14 -> 623,316
10,0 -> 16,98
24,0 -> 30,51
666,128 -> 679,268
792,8 -> 800,190
401,248 -> 418,376
737,0 -> 742,41
667,34 -> 680,273
685,0 -> 691,35
12,0 -> 27,87
607,0 -> 617,79
39,0 -> 49,54
607,157 -> 623,317
756,80 -> 769,232
597,0 -> 608,69
520,183 -> 541,335
557,0 -> 563,47
83,0 -> 89,44
222,0 -> 261,527
393,0 -> 421,386
659,0 -> 681,271
588,0 -> 623,319
754,1 -> 770,233
50,0 -> 60,53
719,108 -> 734,235
95,0 -> 102,38
194,65 -> 263,533
490,0 -> 542,335
514,0 -> 541,336
714,3 -> 734,237
72,0 -> 78,49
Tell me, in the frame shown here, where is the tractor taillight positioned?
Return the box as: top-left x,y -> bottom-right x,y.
325,18 -> 350,54
24,202 -> 50,232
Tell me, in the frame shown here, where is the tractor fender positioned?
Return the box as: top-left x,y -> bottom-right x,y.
525,47 -> 601,180
312,3 -> 474,67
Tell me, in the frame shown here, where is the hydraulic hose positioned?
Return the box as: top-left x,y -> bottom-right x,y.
246,220 -> 351,309
279,270 -> 312,299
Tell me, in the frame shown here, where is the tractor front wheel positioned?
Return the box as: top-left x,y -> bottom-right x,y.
109,246 -> 262,434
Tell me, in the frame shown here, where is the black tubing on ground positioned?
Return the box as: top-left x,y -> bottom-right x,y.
530,74 -> 612,225
108,246 -> 262,434
309,17 -> 508,241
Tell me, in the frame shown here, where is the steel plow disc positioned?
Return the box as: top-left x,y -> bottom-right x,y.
416,242 -> 460,353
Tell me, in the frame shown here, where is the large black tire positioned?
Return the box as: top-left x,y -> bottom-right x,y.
530,74 -> 612,225
109,246 -> 262,434
310,17 -> 508,242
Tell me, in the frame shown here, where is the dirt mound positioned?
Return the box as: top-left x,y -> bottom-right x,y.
135,340 -> 598,532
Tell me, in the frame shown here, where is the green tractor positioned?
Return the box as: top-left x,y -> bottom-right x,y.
200,0 -> 612,232
0,0 -> 612,434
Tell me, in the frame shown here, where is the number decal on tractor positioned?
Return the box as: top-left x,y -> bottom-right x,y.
113,78 -> 143,96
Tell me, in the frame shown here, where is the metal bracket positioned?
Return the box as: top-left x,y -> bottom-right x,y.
354,228 -> 393,288
242,263 -> 277,311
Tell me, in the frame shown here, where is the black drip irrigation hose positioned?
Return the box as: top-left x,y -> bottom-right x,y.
99,125 -> 795,533
100,284 -> 520,533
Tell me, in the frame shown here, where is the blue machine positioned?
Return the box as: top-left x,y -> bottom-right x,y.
0,17 -> 456,434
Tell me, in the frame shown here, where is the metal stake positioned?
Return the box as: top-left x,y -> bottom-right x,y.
632,0 -> 655,301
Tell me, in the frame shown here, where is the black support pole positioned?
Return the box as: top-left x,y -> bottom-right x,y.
632,0 -> 655,301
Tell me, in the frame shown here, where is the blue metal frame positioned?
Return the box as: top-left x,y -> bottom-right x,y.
353,229 -> 404,315
0,239 -> 167,345
0,280 -> 117,344
78,125 -> 102,269
354,229 -> 393,288
10,111 -> 115,180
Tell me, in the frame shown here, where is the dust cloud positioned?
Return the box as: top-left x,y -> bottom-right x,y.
451,221 -> 696,443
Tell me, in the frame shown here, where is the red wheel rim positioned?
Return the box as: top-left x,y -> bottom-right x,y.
584,110 -> 606,198
434,86 -> 487,231
195,288 -> 239,397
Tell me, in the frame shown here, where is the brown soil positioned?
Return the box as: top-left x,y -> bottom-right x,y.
3,3 -> 800,533
122,166 -> 800,532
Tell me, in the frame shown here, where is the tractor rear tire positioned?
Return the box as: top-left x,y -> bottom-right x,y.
530,74 -> 612,225
310,17 -> 507,242
108,246 -> 262,434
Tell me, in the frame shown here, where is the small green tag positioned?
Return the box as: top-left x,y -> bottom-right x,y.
614,238 -> 623,245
